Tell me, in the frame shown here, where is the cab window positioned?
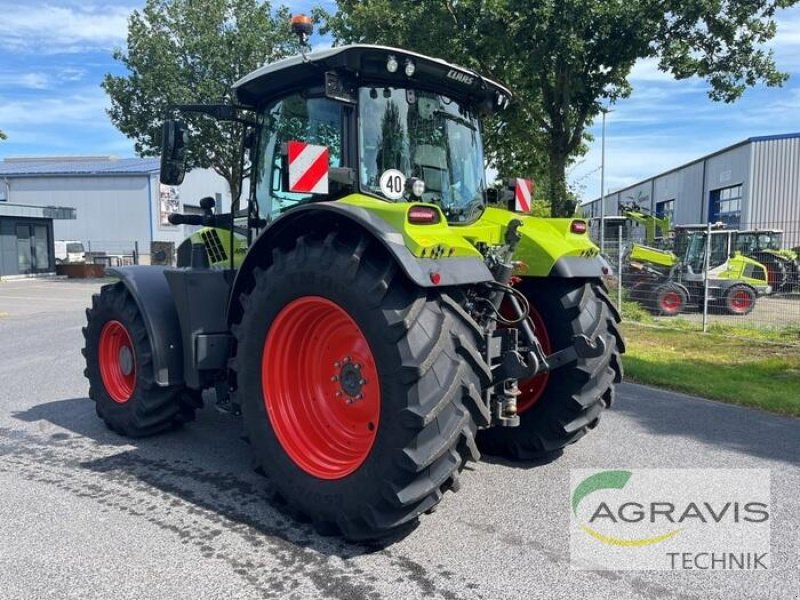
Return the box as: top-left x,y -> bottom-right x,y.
255,94 -> 343,220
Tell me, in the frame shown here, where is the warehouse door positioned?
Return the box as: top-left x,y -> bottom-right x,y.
16,223 -> 50,274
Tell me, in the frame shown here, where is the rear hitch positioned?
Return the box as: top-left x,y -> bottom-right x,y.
543,334 -> 607,372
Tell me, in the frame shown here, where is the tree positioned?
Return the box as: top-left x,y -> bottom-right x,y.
325,0 -> 797,216
0,129 -> 6,140
103,0 -> 299,201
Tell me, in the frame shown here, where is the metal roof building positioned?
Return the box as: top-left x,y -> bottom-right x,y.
582,133 -> 800,248
0,156 -> 231,276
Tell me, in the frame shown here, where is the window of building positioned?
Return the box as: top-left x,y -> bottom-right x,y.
655,199 -> 675,239
656,199 -> 674,222
709,184 -> 742,228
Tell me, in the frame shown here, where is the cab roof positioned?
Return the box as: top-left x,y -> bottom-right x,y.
233,44 -> 512,109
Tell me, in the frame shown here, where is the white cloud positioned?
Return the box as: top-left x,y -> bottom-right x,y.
0,88 -> 111,127
0,72 -> 50,89
770,7 -> 800,47
628,58 -> 675,84
0,85 -> 135,158
59,67 -> 88,82
0,4 -> 131,54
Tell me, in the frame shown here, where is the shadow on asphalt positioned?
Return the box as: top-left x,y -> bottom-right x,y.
613,383 -> 800,466
13,397 -> 131,446
12,396 -> 397,558
479,449 -> 564,469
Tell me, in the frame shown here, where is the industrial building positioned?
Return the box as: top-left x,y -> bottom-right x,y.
582,133 -> 800,247
0,203 -> 76,277
0,156 -> 231,277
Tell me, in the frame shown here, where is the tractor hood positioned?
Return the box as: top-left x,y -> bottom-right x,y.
233,44 -> 512,111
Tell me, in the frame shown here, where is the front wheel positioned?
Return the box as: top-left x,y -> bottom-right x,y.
233,231 -> 490,540
724,284 -> 756,315
477,279 -> 624,460
652,283 -> 688,317
83,284 -> 200,437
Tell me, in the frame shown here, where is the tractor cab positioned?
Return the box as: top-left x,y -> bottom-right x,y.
736,229 -> 784,254
735,228 -> 798,292
672,224 -> 734,273
671,224 -> 770,295
163,43 -> 511,240
239,45 -> 510,226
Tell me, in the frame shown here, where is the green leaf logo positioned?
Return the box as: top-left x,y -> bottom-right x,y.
572,470 -> 632,516
572,470 -> 681,547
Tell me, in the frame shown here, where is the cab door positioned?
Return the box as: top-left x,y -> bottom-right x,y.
253,94 -> 346,222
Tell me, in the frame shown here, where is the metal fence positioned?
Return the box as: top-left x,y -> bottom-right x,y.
68,240 -> 140,267
593,219 -> 800,344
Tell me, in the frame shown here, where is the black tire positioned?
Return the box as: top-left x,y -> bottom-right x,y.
232,230 -> 491,541
788,261 -> 800,293
724,284 -> 756,316
651,283 -> 688,317
83,283 -> 201,437
477,279 -> 624,460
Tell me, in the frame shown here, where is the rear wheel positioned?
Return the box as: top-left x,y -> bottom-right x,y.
477,279 -> 624,460
724,284 -> 756,315
652,283 -> 687,317
83,284 -> 201,437
233,231 -> 490,540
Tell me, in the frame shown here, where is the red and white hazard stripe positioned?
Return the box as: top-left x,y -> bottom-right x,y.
288,141 -> 329,194
514,178 -> 533,213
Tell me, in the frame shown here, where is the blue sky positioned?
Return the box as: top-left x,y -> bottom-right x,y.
1,1 -> 799,203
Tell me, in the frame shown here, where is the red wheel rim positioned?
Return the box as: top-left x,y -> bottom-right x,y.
98,320 -> 136,404
516,306 -> 551,414
660,291 -> 683,314
262,296 -> 381,480
730,290 -> 752,313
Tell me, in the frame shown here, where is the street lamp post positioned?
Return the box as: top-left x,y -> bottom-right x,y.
599,106 -> 611,255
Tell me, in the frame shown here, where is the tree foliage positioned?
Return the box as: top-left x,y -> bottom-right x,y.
324,0 -> 797,216
0,129 -> 6,141
103,0 -> 299,200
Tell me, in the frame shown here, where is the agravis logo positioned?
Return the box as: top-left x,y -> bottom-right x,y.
572,470 -> 682,547
569,469 -> 771,571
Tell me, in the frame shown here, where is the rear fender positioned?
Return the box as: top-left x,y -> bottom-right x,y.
474,207 -> 608,278
227,202 -> 494,326
106,266 -> 183,387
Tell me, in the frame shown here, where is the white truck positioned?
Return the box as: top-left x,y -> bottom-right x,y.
54,240 -> 86,264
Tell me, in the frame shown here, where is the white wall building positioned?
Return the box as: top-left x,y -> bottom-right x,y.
0,156 -> 233,263
582,133 -> 800,248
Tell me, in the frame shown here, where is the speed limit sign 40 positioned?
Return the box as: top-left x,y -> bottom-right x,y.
379,169 -> 406,200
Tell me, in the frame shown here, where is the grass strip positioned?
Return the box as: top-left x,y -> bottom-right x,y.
621,322 -> 800,417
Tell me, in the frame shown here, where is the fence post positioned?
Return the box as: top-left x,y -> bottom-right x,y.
702,222 -> 711,333
617,224 -> 623,310
134,241 -> 139,265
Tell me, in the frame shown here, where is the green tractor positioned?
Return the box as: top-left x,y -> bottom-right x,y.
735,229 -> 799,293
82,37 -> 624,540
626,224 -> 771,316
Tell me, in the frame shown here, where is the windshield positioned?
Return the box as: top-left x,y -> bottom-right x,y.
737,232 -> 783,253
685,232 -> 729,271
359,87 -> 486,223
758,232 -> 782,251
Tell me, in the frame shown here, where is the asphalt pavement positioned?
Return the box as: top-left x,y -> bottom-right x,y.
0,278 -> 798,600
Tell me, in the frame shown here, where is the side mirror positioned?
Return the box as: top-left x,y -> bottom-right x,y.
160,120 -> 188,185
